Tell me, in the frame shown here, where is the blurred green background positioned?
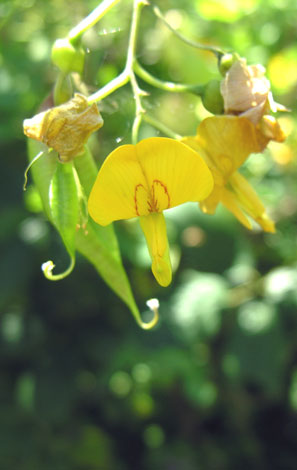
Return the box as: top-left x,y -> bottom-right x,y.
1,0 -> 297,468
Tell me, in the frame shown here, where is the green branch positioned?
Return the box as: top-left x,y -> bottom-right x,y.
68,0 -> 123,43
142,114 -> 182,140
151,4 -> 225,58
134,60 -> 204,94
87,70 -> 130,104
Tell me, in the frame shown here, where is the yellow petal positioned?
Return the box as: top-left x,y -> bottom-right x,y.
196,116 -> 261,176
199,184 -> 222,214
139,213 -> 172,287
229,172 -> 275,232
220,187 -> 252,230
181,136 -> 212,169
259,115 -> 286,143
88,137 -> 213,225
137,137 -> 213,207
256,214 -> 276,233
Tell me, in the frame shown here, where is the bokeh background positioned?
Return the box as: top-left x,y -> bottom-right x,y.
1,0 -> 297,468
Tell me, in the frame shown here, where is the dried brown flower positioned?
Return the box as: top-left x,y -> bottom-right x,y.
23,94 -> 103,162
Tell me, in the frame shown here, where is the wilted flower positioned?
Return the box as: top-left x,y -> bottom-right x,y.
23,93 -> 103,162
88,137 -> 213,286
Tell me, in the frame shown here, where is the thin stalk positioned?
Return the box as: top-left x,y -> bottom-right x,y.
131,114 -> 143,145
126,0 -> 149,143
151,4 -> 225,58
134,60 -> 204,94
42,256 -> 75,281
143,114 -> 182,140
68,0 -> 123,43
87,70 -> 129,104
126,0 -> 148,69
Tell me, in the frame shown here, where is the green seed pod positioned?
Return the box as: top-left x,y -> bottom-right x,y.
51,38 -> 85,74
201,80 -> 224,115
50,162 -> 79,257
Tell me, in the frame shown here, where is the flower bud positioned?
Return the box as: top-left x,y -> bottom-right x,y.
201,80 -> 224,115
51,38 -> 85,74
220,57 -> 287,147
218,52 -> 240,76
220,58 -> 270,119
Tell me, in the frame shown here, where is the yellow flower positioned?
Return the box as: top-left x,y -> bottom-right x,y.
23,94 -> 103,162
88,137 -> 213,286
182,116 -> 276,232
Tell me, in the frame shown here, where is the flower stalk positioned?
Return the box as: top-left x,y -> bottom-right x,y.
68,0 -> 123,44
134,60 -> 204,94
150,4 -> 225,58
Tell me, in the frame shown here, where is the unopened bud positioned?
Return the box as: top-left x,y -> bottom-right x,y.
51,38 -> 85,74
218,52 -> 240,76
221,58 -> 270,120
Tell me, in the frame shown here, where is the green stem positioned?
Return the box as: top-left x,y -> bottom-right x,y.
125,0 -> 148,142
68,0 -> 123,44
88,0 -> 148,109
143,114 -> 182,140
87,70 -> 129,104
126,0 -> 148,70
131,114 -> 143,145
134,60 -> 204,94
151,4 -> 225,58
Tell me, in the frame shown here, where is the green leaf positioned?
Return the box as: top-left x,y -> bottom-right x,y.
74,147 -> 148,327
75,218 -> 141,324
74,146 -> 119,251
